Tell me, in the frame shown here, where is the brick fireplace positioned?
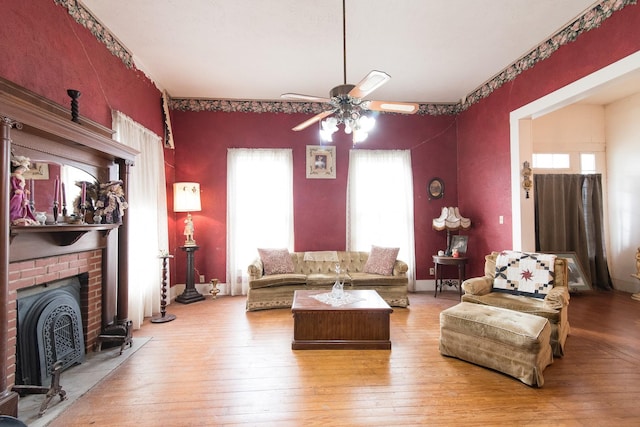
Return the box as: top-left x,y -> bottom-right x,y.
8,251 -> 103,388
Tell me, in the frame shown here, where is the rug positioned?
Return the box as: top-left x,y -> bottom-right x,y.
17,336 -> 151,427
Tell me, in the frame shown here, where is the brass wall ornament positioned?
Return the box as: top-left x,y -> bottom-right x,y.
522,161 -> 532,199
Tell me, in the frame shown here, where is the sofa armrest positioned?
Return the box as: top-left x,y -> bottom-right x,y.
248,258 -> 264,280
543,286 -> 570,309
392,260 -> 408,276
461,276 -> 493,295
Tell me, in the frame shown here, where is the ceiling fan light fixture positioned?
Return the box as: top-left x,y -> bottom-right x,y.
380,103 -> 417,113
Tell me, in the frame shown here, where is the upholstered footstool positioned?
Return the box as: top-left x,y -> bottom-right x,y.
439,302 -> 553,387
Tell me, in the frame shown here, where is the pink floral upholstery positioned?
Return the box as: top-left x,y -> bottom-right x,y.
258,248 -> 294,275
363,245 -> 400,276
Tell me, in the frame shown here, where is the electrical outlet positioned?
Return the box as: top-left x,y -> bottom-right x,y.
199,274 -> 205,283
429,267 -> 435,275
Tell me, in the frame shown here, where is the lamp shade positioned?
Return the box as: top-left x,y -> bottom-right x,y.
432,206 -> 471,231
173,182 -> 201,212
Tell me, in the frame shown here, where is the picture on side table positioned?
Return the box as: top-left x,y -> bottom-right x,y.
448,235 -> 468,256
306,145 -> 336,179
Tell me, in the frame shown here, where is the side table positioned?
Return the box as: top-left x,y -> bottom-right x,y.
433,255 -> 469,298
176,245 -> 205,304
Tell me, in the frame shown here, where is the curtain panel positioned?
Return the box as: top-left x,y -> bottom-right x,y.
534,173 -> 612,290
346,149 -> 416,290
112,111 -> 169,328
226,149 -> 294,295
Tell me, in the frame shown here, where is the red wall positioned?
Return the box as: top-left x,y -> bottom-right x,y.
457,3 -> 640,277
171,110 -> 458,285
0,0 -> 162,134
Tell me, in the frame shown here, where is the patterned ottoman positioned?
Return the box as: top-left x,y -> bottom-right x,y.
439,302 -> 553,387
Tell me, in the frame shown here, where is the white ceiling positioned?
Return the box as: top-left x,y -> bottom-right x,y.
80,0 -> 613,104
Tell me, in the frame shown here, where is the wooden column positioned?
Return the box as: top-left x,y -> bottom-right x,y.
117,159 -> 133,322
0,117 -> 20,415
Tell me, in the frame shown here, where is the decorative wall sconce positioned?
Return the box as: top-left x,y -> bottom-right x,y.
522,161 -> 532,199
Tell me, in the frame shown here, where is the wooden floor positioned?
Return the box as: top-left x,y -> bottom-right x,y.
50,290 -> 640,426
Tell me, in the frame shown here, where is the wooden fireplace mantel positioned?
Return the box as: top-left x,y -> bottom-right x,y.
0,77 -> 139,416
10,223 -> 120,248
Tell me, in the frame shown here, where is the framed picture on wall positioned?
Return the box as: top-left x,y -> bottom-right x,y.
22,162 -> 49,180
549,252 -> 591,292
306,145 -> 336,179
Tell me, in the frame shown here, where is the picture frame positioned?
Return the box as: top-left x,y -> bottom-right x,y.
306,145 -> 336,179
428,177 -> 444,199
23,162 -> 49,180
549,251 -> 591,292
448,235 -> 468,255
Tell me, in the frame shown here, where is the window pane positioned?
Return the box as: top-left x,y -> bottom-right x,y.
532,153 -> 569,169
581,153 -> 596,173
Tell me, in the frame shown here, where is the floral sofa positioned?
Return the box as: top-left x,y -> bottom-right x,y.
246,248 -> 409,311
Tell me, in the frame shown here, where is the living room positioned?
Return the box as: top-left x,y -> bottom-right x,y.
2,0 -> 640,424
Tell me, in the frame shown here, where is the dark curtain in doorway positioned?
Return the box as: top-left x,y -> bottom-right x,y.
534,174 -> 612,290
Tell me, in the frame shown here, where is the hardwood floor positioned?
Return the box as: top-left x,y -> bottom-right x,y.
50,290 -> 640,426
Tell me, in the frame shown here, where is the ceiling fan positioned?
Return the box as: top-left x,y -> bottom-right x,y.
281,1 -> 419,143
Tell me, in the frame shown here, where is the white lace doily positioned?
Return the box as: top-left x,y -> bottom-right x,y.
311,291 -> 364,307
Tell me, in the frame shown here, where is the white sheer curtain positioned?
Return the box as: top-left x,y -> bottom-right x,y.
227,149 -> 293,295
347,149 -> 416,290
112,111 -> 169,329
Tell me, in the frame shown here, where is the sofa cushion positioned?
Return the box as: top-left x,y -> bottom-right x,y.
363,245 -> 399,276
493,251 -> 556,299
249,273 -> 307,289
349,272 -> 407,286
258,248 -> 295,275
461,292 -> 561,323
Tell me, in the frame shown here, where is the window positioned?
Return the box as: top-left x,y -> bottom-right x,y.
227,149 -> 293,295
347,149 -> 416,289
532,153 -> 570,169
580,153 -> 596,173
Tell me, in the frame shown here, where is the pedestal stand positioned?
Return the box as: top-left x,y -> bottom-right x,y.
176,245 -> 205,304
152,253 -> 176,323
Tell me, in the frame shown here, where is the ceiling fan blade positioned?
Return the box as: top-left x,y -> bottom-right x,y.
365,100 -> 419,114
349,70 -> 391,99
292,110 -> 334,131
281,93 -> 331,103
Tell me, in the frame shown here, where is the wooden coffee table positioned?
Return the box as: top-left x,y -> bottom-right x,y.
291,289 -> 392,350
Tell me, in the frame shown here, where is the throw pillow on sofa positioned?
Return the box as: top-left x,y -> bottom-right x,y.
258,248 -> 295,275
364,245 -> 399,276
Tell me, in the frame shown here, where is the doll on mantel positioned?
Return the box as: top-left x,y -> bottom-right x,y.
95,180 -> 128,224
10,155 -> 37,226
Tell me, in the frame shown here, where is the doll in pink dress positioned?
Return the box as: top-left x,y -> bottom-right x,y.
10,155 -> 37,225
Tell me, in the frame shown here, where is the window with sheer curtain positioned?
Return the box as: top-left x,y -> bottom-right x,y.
347,149 -> 416,290
227,149 -> 294,295
112,110 -> 169,329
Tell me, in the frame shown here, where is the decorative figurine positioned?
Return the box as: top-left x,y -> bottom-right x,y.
95,180 -> 128,224
10,155 -> 38,225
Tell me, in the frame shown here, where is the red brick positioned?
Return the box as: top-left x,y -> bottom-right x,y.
9,260 -> 35,273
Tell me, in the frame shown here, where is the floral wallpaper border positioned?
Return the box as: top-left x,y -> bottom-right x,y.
56,0 -> 636,116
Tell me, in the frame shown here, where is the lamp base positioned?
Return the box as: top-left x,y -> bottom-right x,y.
151,313 -> 176,323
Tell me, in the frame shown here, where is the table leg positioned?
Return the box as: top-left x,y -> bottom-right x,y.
434,262 -> 440,297
457,264 -> 466,298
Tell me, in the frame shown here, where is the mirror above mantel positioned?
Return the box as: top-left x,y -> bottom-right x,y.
21,161 -> 98,223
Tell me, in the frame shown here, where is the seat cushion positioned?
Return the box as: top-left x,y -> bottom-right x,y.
440,302 -> 550,350
249,273 -> 307,289
461,292 -> 561,323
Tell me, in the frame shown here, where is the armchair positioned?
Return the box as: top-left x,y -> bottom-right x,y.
461,251 -> 570,357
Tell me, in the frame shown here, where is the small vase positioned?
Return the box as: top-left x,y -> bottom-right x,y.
35,212 -> 47,225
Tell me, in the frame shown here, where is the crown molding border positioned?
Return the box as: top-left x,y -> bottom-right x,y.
56,0 -> 636,116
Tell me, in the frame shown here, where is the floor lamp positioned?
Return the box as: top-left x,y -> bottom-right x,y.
174,182 -> 205,304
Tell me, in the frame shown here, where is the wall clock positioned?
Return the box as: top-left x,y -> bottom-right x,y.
428,177 -> 444,200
